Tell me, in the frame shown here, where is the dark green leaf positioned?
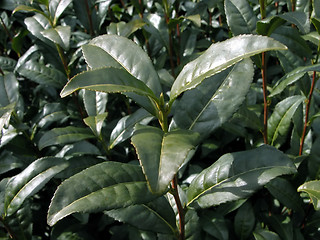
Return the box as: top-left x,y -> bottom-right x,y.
60,67 -> 158,104
38,126 -> 95,150
268,96 -> 305,147
0,56 -> 17,71
42,25 -> 71,50
234,201 -> 255,240
106,197 -> 176,234
187,145 -> 297,208
36,103 -> 68,128
0,73 -> 19,107
17,60 -> 67,88
83,90 -> 108,116
266,177 -> 304,214
170,59 -> 254,140
0,151 -> 23,175
48,0 -> 72,25
109,108 -> 152,149
170,35 -> 287,101
253,229 -> 281,240
47,162 -> 158,226
200,212 -> 229,240
4,157 -> 68,216
132,125 -> 200,194
107,19 -> 146,37
225,0 -> 257,35
279,11 -> 310,34
83,112 -> 108,137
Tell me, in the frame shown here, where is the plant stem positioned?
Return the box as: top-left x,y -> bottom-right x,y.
171,175 -> 185,240
84,0 -> 94,36
291,0 -> 296,11
299,71 -> 317,155
55,44 -> 70,79
260,0 -> 268,144
0,217 -> 15,239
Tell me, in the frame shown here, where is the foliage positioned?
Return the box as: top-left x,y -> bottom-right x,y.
1,0 -> 320,239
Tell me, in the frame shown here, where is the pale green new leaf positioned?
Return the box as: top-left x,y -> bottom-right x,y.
60,67 -> 158,104
107,19 -> 146,37
170,34 -> 287,102
83,112 -> 108,137
0,103 -> 15,134
42,25 -> 71,50
106,197 -> 176,234
268,96 -> 305,147
4,157 -> 68,216
38,126 -> 95,150
13,4 -> 48,18
109,108 -> 152,149
170,59 -> 254,140
225,0 -> 257,35
47,162 -> 158,226
187,145 -> 297,208
17,60 -> 67,88
253,230 -> 281,240
131,125 -> 200,194
298,180 -> 320,210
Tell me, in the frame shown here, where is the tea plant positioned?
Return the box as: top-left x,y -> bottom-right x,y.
1,0 -> 320,239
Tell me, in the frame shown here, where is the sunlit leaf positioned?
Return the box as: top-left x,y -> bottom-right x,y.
42,25 -> 71,50
298,180 -> 320,210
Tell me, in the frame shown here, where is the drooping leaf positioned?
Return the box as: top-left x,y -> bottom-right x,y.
170,59 -> 254,140
17,60 -> 67,88
170,34 -> 287,102
13,4 -> 48,17
187,145 -> 297,208
83,112 -> 108,137
38,126 -> 95,150
56,141 -> 101,157
106,197 -> 176,234
131,125 -> 200,194
83,90 -> 108,116
36,102 -> 68,128
268,95 -> 305,147
0,73 -> 19,107
60,67 -> 159,105
48,0 -> 72,25
109,108 -> 152,149
47,162 -> 158,226
42,25 -> 71,50
0,151 -> 23,175
225,0 -> 257,35
4,157 -> 68,216
298,180 -> 320,210
234,201 -> 255,240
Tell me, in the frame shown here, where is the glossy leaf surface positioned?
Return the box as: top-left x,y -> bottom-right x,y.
170,34 -> 287,101
234,201 -> 255,240
187,145 -> 297,208
225,0 -> 257,35
132,125 -> 200,194
83,112 -> 108,137
60,67 -> 158,103
38,126 -> 95,150
170,59 -> 254,140
268,96 -> 305,147
83,90 -> 108,116
109,108 -> 152,149
106,197 -> 176,234
47,162 -> 158,226
4,157 -> 68,216
42,25 -> 71,50
48,0 -> 72,25
0,73 -> 19,107
298,180 -> 320,210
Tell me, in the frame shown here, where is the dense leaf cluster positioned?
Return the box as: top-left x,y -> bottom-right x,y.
1,0 -> 320,239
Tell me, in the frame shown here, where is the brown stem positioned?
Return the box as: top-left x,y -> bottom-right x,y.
0,216 -> 15,239
171,176 -> 185,240
291,0 -> 296,11
0,67 -> 4,76
0,17 -> 12,40
261,53 -> 268,144
84,0 -> 94,36
299,71 -> 317,155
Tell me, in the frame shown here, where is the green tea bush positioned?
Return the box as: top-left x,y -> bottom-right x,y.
1,0 -> 320,239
